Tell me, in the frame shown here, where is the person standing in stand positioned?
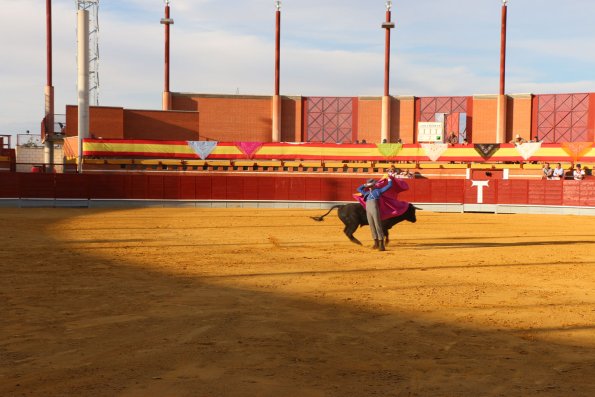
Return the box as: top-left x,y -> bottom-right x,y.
357,178 -> 394,251
542,162 -> 553,180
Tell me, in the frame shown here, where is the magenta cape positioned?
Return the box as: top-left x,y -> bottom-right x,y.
354,177 -> 410,220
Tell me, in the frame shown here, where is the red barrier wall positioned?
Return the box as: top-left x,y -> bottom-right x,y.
2,174 -> 594,207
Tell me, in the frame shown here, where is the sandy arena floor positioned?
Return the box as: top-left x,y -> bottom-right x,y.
1,207 -> 595,396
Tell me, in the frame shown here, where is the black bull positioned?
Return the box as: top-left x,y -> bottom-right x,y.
311,203 -> 419,245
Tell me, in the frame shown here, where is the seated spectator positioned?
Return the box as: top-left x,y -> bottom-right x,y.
400,169 -> 413,179
552,163 -> 565,180
382,138 -> 388,144
447,132 -> 458,145
396,138 -> 403,144
573,164 -> 585,180
387,166 -> 401,179
542,162 -> 553,179
462,138 -> 469,145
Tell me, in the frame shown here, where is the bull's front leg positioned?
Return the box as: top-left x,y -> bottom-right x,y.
384,229 -> 390,246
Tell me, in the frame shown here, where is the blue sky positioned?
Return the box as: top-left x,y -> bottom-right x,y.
1,0 -> 594,139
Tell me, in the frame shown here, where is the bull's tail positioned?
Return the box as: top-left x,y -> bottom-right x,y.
310,205 -> 343,222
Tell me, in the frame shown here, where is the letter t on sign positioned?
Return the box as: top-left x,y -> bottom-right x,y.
471,180 -> 490,203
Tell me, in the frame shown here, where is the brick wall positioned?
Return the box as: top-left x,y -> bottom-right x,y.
124,110 -> 199,140
190,95 -> 273,142
66,105 -> 199,141
396,97 -> 416,144
171,95 -> 199,111
355,96 -> 415,144
357,97 -> 381,143
66,105 -> 125,139
473,94 -> 533,143
281,97 -> 300,142
472,95 -> 498,143
62,91 -> 594,144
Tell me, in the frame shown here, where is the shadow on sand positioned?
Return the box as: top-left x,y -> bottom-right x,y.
1,209 -> 595,397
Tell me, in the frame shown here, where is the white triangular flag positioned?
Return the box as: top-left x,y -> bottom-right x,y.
421,143 -> 448,162
187,141 -> 217,160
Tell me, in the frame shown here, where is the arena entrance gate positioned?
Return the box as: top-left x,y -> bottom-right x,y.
305,97 -> 357,143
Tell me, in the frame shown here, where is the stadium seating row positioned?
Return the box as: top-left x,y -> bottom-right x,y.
54,157 -> 595,180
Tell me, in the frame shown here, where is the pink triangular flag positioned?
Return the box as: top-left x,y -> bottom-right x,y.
236,142 -> 263,159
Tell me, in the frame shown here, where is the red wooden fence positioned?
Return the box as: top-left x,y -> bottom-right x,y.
0,173 -> 593,207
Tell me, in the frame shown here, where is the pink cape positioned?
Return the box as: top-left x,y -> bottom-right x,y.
354,176 -> 410,220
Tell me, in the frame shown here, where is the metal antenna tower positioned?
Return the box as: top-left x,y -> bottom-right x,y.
76,0 -> 100,106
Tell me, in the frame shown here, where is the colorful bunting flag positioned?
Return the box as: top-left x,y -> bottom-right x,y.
236,142 -> 263,159
421,143 -> 448,162
514,142 -> 542,160
187,141 -> 217,160
562,142 -> 593,162
474,144 -> 500,159
377,143 -> 403,157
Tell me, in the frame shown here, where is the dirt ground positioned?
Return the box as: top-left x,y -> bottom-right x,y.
1,207 -> 594,397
